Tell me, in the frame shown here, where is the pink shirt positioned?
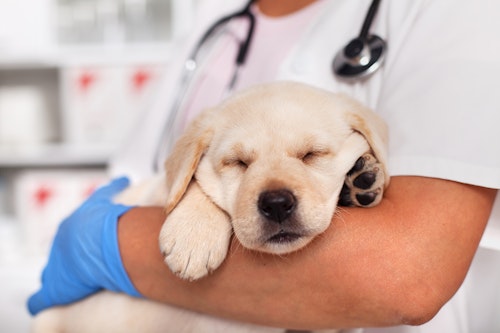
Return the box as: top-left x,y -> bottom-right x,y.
177,2 -> 324,131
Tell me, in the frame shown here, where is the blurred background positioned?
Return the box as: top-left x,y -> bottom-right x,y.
0,0 -> 196,331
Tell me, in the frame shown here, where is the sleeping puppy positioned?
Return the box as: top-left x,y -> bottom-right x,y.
32,81 -> 389,333
158,81 -> 389,280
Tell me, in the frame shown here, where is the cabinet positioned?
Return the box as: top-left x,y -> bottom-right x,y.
0,0 -> 197,242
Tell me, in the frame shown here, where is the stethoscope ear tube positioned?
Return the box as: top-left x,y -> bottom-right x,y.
192,0 -> 255,65
152,0 -> 256,171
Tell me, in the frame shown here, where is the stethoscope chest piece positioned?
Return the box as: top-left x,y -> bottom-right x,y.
332,34 -> 386,79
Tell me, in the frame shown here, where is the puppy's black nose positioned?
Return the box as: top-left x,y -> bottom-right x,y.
258,189 -> 296,223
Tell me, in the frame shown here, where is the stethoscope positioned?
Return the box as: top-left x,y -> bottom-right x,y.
332,0 -> 386,78
153,0 -> 386,170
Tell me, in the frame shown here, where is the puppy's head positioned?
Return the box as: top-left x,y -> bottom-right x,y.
165,81 -> 388,254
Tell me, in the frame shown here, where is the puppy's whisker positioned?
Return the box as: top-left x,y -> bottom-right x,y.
270,251 -> 290,262
228,237 -> 246,258
333,206 -> 350,228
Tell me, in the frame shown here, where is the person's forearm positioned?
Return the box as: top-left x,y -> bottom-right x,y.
118,176 -> 496,329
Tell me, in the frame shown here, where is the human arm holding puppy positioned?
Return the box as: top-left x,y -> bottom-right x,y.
116,177 -> 495,329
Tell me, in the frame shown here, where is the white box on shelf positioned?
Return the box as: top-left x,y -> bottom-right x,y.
60,64 -> 167,146
13,170 -> 108,257
0,86 -> 55,146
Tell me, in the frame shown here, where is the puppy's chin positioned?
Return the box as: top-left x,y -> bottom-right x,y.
239,233 -> 316,255
265,234 -> 316,254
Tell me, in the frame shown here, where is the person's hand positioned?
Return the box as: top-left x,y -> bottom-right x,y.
27,177 -> 142,316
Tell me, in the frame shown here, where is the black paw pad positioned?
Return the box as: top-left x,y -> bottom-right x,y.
353,171 -> 377,189
356,192 -> 377,206
348,156 -> 366,175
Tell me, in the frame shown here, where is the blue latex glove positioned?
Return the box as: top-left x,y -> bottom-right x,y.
27,177 -> 142,316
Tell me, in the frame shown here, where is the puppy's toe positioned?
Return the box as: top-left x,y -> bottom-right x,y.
339,152 -> 385,207
353,171 -> 377,189
162,243 -> 227,281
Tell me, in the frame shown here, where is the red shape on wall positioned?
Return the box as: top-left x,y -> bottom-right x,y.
33,185 -> 54,208
131,69 -> 151,92
78,71 -> 97,93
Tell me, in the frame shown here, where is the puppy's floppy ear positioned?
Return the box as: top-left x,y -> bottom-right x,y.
338,94 -> 390,188
164,109 -> 214,215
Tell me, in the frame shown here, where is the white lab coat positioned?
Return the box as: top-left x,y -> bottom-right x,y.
110,1 -> 500,332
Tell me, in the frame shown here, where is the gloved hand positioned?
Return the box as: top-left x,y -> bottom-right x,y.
27,177 -> 142,316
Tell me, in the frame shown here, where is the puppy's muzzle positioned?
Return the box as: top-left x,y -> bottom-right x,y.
258,189 -> 297,223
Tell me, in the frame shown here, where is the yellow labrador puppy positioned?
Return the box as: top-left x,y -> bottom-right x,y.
159,81 -> 388,280
32,81 -> 389,333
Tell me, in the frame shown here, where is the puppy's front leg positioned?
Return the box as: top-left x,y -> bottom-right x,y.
159,180 -> 232,281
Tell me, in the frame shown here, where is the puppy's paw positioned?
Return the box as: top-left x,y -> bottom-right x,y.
159,181 -> 232,280
339,152 -> 385,207
159,214 -> 232,281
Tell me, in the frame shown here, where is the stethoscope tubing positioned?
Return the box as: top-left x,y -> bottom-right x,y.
359,0 -> 382,40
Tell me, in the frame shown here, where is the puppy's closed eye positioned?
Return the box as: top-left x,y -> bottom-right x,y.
298,149 -> 331,165
222,157 -> 250,170
220,143 -> 256,171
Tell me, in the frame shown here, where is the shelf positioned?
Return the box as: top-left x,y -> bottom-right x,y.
0,42 -> 173,70
58,42 -> 174,66
0,143 -> 115,167
0,49 -> 60,70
